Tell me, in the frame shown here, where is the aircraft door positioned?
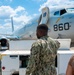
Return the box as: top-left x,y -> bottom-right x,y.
38,7 -> 49,25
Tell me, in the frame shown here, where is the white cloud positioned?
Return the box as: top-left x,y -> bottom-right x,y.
0,5 -> 31,19
0,5 -> 32,34
39,0 -> 74,11
14,15 -> 31,23
0,25 -> 4,28
4,23 -> 11,28
0,6 -> 16,18
15,6 -> 25,13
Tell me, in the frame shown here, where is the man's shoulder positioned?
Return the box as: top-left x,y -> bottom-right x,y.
47,37 -> 54,41
32,39 -> 45,47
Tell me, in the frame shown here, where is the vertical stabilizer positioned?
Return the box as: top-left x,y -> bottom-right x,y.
11,17 -> 14,32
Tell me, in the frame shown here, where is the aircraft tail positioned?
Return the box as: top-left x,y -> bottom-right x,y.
11,17 -> 14,32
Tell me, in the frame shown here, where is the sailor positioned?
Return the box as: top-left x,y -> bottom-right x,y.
26,24 -> 60,75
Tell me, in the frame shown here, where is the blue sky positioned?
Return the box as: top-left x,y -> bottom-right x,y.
0,0 -> 74,34
0,0 -> 46,15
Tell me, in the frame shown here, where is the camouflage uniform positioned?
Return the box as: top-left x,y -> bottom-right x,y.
26,36 -> 60,75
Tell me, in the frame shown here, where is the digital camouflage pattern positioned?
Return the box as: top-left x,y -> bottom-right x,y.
26,36 -> 60,75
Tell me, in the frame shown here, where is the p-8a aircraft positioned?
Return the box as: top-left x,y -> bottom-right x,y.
0,6 -> 74,48
12,7 -> 74,42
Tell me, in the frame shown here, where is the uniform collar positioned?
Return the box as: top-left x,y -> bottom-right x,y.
40,35 -> 49,40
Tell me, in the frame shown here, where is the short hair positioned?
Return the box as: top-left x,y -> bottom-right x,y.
37,24 -> 48,32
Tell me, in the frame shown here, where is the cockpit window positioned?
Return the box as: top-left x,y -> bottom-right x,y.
54,11 -> 59,15
54,9 -> 67,16
60,9 -> 67,15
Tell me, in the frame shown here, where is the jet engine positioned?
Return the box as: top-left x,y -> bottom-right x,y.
0,38 -> 9,50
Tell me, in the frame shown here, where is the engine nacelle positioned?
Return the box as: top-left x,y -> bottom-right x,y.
0,38 -> 9,50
